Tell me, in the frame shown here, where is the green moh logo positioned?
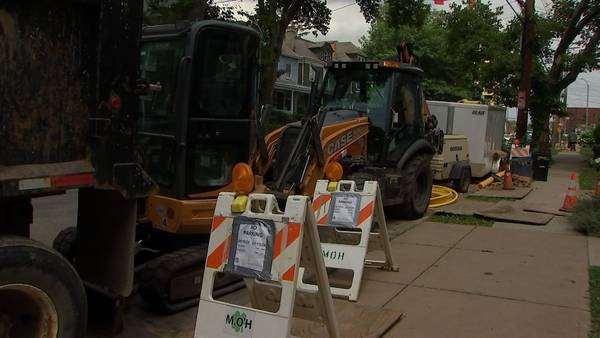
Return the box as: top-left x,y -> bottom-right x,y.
226,310 -> 253,333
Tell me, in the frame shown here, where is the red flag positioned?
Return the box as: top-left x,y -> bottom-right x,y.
434,0 -> 445,4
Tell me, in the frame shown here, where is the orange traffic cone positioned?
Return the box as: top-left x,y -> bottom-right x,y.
560,172 -> 578,212
503,163 -> 515,190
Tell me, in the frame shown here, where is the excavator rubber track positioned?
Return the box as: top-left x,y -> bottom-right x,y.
138,244 -> 244,314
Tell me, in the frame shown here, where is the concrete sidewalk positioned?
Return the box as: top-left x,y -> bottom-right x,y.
116,152 -> 592,338
378,152 -> 590,337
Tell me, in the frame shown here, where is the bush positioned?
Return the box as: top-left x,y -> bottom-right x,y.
594,124 -> 600,144
571,198 -> 600,236
579,128 -> 595,146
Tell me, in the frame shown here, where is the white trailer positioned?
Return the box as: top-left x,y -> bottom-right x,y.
428,101 -> 506,177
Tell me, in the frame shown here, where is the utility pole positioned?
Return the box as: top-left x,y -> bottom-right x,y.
516,0 -> 535,141
580,78 -> 590,126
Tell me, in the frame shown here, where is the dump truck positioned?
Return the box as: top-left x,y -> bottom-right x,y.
0,1 -> 154,337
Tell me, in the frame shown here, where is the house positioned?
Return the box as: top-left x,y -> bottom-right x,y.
565,107 -> 600,132
273,29 -> 366,114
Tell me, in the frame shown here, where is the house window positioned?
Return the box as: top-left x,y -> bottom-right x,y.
285,64 -> 292,79
275,90 -> 292,112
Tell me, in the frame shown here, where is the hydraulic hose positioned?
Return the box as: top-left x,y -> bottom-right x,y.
429,185 -> 459,208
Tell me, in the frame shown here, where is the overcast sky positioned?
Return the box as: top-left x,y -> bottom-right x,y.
223,0 -> 600,109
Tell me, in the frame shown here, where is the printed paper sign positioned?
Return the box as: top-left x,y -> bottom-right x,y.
225,216 -> 274,280
234,221 -> 269,272
329,193 -> 361,227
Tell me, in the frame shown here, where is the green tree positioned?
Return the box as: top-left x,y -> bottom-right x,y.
243,0 -> 429,106
525,0 -> 600,154
144,0 -> 233,25
361,1 -> 511,103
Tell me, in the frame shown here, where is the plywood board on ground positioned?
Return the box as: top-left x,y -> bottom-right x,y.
434,195 -> 498,216
522,205 -> 569,216
471,187 -> 532,199
291,300 -> 402,338
474,201 -> 554,225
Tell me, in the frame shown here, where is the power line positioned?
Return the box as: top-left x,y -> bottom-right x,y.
332,2 -> 356,12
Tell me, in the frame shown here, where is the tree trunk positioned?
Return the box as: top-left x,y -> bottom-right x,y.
530,101 -> 552,156
258,27 -> 285,107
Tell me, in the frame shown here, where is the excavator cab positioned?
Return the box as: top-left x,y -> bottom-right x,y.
134,21 -> 260,313
138,21 -> 259,234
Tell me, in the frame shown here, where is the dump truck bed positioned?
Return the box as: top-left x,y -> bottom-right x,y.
0,0 -> 152,198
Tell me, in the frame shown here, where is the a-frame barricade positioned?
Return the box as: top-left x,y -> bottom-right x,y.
298,180 -> 397,301
194,192 -> 340,338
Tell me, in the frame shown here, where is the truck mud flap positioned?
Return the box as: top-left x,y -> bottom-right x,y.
75,188 -> 136,297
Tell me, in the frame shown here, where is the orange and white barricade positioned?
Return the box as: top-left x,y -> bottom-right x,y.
194,192 -> 340,338
298,180 -> 397,301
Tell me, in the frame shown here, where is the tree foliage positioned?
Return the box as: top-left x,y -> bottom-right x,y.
144,0 -> 233,25
361,1 -> 511,103
242,0 -> 435,106
527,0 -> 600,153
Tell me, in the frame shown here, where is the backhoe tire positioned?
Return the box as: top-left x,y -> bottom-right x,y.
0,236 -> 87,338
394,155 -> 433,220
53,227 -> 77,263
453,168 -> 471,193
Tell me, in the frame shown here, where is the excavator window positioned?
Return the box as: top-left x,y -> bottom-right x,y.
185,28 -> 258,194
189,29 -> 254,119
137,38 -> 186,189
138,39 -> 186,134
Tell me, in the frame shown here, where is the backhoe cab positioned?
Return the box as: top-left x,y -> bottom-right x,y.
263,51 -> 439,219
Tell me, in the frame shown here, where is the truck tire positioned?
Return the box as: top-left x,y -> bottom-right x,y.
0,236 -> 87,338
53,227 -> 77,263
395,155 -> 433,219
453,168 -> 471,193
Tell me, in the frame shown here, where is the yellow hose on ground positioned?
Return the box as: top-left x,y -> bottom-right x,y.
429,185 -> 459,208
477,171 -> 505,189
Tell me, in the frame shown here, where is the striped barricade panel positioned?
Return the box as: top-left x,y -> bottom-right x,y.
298,179 -> 397,301
195,193 -> 340,338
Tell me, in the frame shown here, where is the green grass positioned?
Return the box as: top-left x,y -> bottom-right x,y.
429,212 -> 494,226
466,195 -> 520,202
580,167 -> 598,190
589,266 -> 600,338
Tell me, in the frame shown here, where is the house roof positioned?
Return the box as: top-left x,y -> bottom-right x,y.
332,41 -> 366,61
281,30 -> 364,64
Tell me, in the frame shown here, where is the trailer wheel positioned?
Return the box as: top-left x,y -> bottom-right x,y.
0,237 -> 87,338
453,168 -> 471,193
52,227 -> 77,263
395,155 -> 433,219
